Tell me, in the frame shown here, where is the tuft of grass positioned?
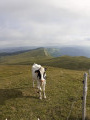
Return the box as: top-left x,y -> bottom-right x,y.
0,65 -> 90,120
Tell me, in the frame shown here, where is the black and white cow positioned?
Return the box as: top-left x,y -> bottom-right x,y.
32,63 -> 47,99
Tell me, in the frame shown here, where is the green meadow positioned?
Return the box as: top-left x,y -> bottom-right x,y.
0,65 -> 90,120
0,48 -> 90,120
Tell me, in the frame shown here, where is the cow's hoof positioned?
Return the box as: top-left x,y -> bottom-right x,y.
39,97 -> 42,100
44,96 -> 46,99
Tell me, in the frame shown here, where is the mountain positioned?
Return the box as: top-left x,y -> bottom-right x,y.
46,46 -> 90,58
0,47 -> 90,70
1,46 -> 90,58
0,48 -> 52,65
0,50 -> 32,57
0,46 -> 37,53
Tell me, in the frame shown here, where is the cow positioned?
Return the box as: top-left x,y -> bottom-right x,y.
32,63 -> 47,99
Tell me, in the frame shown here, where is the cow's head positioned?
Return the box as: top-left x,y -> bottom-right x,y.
35,67 -> 47,82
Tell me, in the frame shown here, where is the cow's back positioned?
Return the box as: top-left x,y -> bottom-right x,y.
32,63 -> 41,80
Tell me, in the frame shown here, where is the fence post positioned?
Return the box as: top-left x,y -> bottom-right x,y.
82,73 -> 88,120
89,69 -> 90,79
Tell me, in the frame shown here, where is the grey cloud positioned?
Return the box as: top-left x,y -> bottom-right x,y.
0,0 -> 90,47
0,0 -> 80,24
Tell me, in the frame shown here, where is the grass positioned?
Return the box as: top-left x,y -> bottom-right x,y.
1,47 -> 90,71
1,52 -> 90,71
0,48 -> 52,65
41,56 -> 90,70
0,65 -> 90,120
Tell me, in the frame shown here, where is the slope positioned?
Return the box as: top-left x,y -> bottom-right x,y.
1,47 -> 90,70
0,48 -> 52,65
41,56 -> 90,70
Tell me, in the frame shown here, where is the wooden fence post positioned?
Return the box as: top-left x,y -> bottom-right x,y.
82,73 -> 88,120
89,69 -> 90,79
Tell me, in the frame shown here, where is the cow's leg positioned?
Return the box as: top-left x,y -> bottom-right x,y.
42,82 -> 46,99
33,79 -> 35,87
37,80 -> 40,89
39,89 -> 42,100
38,86 -> 42,100
37,81 -> 42,99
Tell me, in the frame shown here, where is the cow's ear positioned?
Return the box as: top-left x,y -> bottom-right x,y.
45,68 -> 47,71
35,70 -> 39,73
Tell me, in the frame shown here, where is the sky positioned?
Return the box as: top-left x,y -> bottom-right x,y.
0,0 -> 90,48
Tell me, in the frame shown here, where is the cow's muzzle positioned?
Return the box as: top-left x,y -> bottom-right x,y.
41,80 -> 44,82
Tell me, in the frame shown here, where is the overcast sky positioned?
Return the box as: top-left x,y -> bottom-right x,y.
0,0 -> 90,48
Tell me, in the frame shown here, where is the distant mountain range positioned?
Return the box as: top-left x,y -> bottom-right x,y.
0,47 -> 90,70
46,46 -> 90,58
0,48 -> 52,65
0,46 -> 90,58
0,46 -> 37,53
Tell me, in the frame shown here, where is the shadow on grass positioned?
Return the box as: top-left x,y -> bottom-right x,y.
24,95 -> 38,99
0,88 -> 39,105
0,88 -> 23,105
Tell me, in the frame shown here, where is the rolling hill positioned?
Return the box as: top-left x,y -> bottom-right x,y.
41,56 -> 90,70
0,47 -> 90,70
1,46 -> 90,58
0,48 -> 52,65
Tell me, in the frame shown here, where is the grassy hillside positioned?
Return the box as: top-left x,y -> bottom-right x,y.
0,48 -> 52,65
0,47 -> 90,70
0,50 -> 32,57
41,56 -> 90,70
0,65 -> 90,120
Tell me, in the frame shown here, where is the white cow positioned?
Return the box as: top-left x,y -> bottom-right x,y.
32,63 -> 47,99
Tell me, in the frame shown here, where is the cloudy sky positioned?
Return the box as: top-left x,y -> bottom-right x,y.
0,0 -> 90,48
